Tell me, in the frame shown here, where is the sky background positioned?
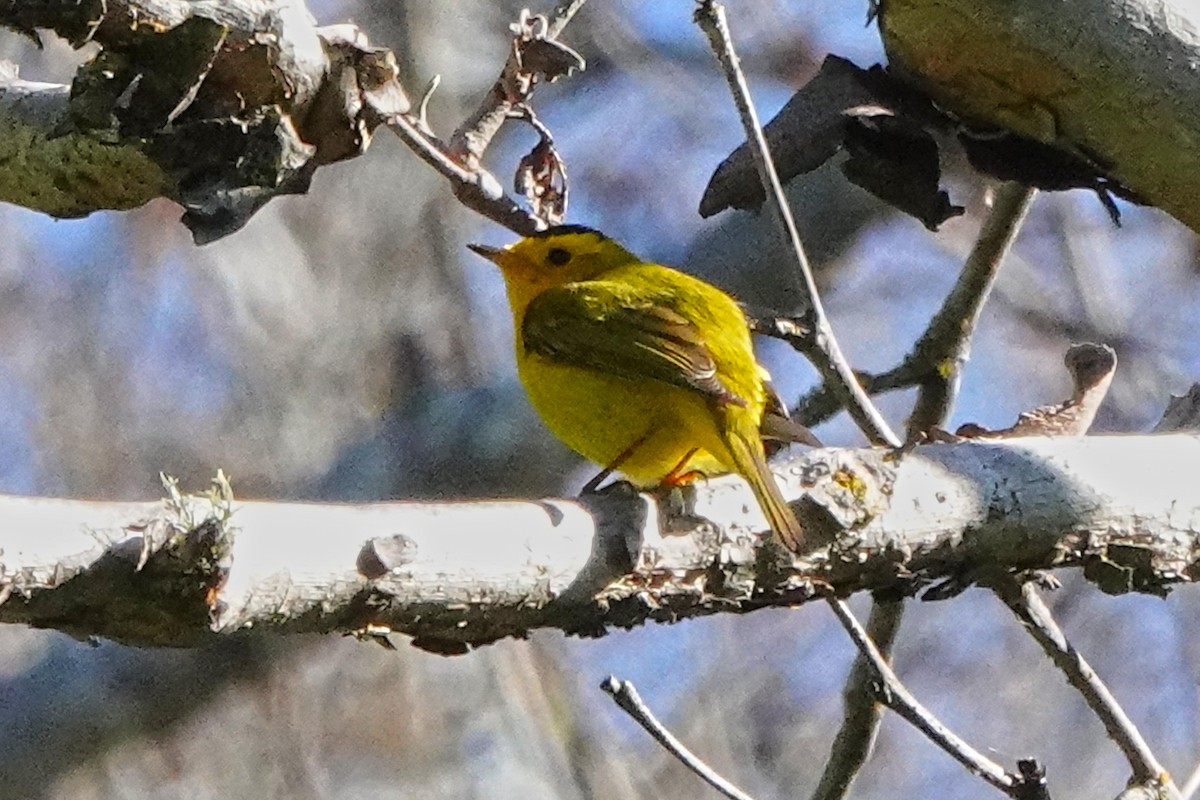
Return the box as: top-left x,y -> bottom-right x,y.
1,1 -> 1199,798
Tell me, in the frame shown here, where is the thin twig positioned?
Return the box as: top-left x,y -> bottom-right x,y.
387,113 -> 539,235
904,183 -> 1037,436
600,676 -> 758,800
993,578 -> 1179,799
812,595 -> 904,800
694,0 -> 899,448
825,598 -> 1021,795
449,2 -> 588,166
386,2 -> 588,235
795,183 -> 1036,429
812,188 -> 1036,798
546,0 -> 590,38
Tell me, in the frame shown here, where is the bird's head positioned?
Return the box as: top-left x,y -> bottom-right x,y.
468,225 -> 638,307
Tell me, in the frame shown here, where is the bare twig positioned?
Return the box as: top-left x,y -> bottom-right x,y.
387,113 -> 540,235
811,187 -> 1033,797
825,598 -> 1021,794
811,596 -> 904,800
694,0 -> 899,448
546,0 -> 590,38
794,183 -> 1036,429
904,183 -> 1037,436
384,2 -> 587,235
600,676 -> 758,800
448,3 -> 587,167
993,578 -> 1179,798
697,9 -> 1028,796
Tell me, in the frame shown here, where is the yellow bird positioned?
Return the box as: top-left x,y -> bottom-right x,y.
469,225 -> 818,552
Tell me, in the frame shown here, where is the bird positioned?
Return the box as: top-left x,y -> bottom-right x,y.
468,224 -> 819,552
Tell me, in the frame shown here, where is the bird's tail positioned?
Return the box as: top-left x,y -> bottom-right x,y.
724,425 -> 804,552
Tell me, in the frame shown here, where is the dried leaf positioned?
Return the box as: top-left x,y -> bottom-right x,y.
518,37 -> 585,83
956,343 -> 1116,438
309,26 -> 411,166
509,10 -> 585,85
700,57 -> 963,227
702,53 -> 1136,231
515,135 -> 568,226
701,56 -> 876,217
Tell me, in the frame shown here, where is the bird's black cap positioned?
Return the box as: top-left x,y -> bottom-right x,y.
528,224 -> 606,240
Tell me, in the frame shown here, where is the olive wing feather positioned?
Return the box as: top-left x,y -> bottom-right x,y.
521,283 -> 747,407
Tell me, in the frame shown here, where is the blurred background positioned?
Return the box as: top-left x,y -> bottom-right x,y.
2,1 -> 1199,798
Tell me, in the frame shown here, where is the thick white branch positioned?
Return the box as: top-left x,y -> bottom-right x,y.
1,435 -> 1197,652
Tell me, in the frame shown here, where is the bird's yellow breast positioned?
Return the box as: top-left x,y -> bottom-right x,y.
516,353 -> 731,484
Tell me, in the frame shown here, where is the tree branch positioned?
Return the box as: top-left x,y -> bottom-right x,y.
825,598 -> 1021,794
0,1 -> 416,242
0,0 -> 589,240
993,577 -> 1180,798
811,595 -> 904,800
809,183 -> 1036,798
447,3 -> 587,168
386,111 -> 540,236
601,677 -> 758,800
795,182 -> 1036,429
384,2 -> 589,235
694,0 -> 899,448
877,0 -> 1200,234
3,436 -> 1200,649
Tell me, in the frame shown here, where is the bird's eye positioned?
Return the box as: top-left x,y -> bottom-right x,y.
546,247 -> 572,266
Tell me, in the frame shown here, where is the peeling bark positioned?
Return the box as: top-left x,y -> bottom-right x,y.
0,1 -> 409,242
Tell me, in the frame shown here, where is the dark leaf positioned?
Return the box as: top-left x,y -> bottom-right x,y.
700,55 -> 946,218
959,130 -> 1144,225
0,0 -> 102,47
67,16 -> 229,140
841,110 -> 964,230
120,17 -> 229,136
702,56 -> 873,217
154,108 -> 317,243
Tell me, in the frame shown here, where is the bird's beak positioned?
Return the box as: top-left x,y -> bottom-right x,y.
467,243 -> 505,264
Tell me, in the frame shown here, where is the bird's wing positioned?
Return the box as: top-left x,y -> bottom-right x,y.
521,282 -> 747,407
